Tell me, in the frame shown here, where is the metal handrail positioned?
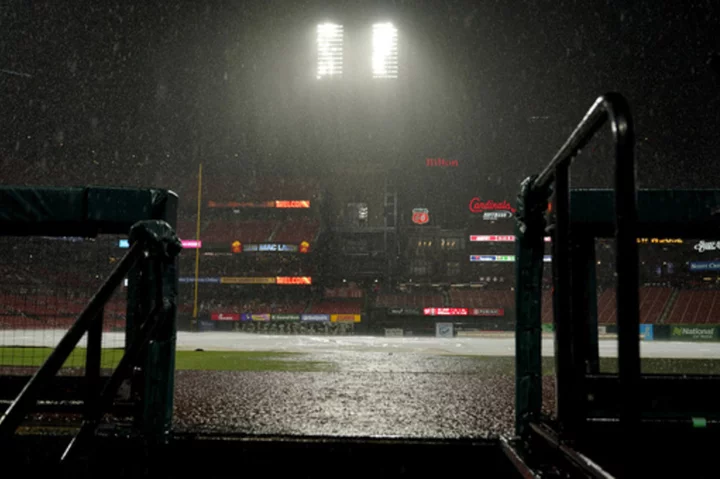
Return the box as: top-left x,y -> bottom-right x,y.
533,92 -> 639,430
532,93 -> 634,193
0,242 -> 144,441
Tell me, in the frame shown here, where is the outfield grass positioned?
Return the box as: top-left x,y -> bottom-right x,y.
0,347 -> 335,372
2,346 -> 720,375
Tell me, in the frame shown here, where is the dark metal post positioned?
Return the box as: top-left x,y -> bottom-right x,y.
85,307 -> 104,421
610,96 -> 639,476
551,164 -> 577,435
514,175 -> 548,437
571,236 -> 600,374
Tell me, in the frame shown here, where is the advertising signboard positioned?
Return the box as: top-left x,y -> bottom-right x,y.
221,277 -> 276,284
119,239 -> 201,249
387,307 -> 422,316
276,276 -> 312,285
412,208 -> 430,225
211,313 -> 240,321
470,255 -> 552,262
301,314 -> 330,322
469,198 -> 516,214
178,277 -> 220,283
423,307 -> 468,316
250,313 -> 271,322
671,325 -> 716,341
639,324 -> 654,341
689,261 -> 720,272
331,314 -> 361,323
694,240 -> 720,253
482,211 -> 513,221
436,323 -> 454,338
472,308 -> 505,317
469,235 -> 551,242
271,314 -> 301,322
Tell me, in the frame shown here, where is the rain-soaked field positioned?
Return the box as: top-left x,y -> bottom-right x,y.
170,333 -> 720,438
4,331 -> 720,438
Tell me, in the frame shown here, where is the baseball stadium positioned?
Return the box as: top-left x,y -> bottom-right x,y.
2,1 -> 720,477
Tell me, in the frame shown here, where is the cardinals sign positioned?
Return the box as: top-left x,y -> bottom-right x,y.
468,197 -> 516,214
412,208 -> 430,225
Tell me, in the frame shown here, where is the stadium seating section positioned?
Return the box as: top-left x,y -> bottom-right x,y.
375,293 -> 444,308
309,299 -> 363,314
449,289 -> 514,309
666,290 -> 720,324
0,294 -> 125,331
4,287 -> 720,330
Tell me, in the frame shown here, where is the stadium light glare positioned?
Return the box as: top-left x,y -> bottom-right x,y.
317,23 -> 343,79
372,22 -> 398,79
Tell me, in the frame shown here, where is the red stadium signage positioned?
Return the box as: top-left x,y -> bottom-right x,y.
276,276 -> 312,285
211,313 -> 240,321
412,208 -> 430,225
275,200 -> 310,208
426,158 -> 459,167
423,307 -> 469,316
469,197 -> 516,214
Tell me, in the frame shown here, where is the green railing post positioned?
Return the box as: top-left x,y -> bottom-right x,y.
514,175 -> 549,437
127,216 -> 179,447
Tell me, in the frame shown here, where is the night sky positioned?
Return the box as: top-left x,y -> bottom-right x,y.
1,0 -> 718,220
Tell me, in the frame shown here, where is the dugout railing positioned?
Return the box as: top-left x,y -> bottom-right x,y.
508,93 -> 720,477
0,187 -> 180,465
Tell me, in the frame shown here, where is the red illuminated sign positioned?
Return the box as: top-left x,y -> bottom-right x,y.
299,241 -> 310,254
211,313 -> 240,321
426,158 -> 459,167
275,200 -> 310,208
469,197 -> 516,214
423,307 -> 469,316
276,276 -> 312,285
412,208 -> 430,225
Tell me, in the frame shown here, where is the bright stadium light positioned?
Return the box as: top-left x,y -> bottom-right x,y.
372,22 -> 398,79
317,23 -> 343,79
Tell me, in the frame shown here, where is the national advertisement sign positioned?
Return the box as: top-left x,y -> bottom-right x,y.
301,314 -> 330,322
671,325 -> 716,341
331,314 -> 361,323
271,314 -> 301,322
211,313 -> 240,321
250,313 -> 271,322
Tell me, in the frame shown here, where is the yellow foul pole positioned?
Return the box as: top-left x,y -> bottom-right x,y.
192,163 -> 203,320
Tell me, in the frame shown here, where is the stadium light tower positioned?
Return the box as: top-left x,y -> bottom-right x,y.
372,22 -> 398,79
316,23 -> 343,79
